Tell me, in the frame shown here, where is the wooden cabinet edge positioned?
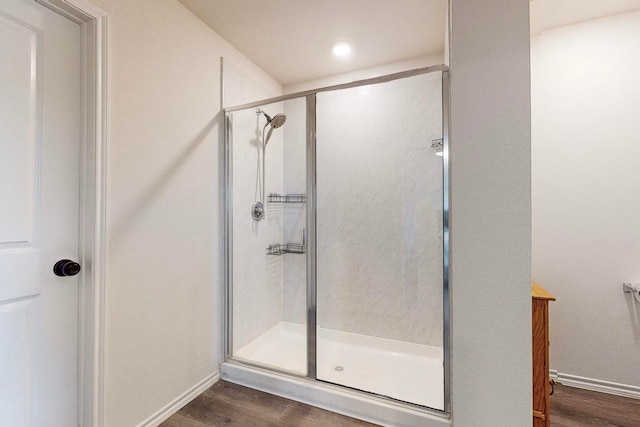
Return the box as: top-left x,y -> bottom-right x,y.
532,281 -> 555,427
533,410 -> 546,420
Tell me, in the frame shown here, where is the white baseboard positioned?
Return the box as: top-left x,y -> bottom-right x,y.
550,370 -> 640,400
137,371 -> 221,427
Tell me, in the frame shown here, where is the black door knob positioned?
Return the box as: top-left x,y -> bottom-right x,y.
53,259 -> 81,277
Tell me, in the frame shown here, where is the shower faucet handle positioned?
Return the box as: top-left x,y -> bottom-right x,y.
251,201 -> 264,221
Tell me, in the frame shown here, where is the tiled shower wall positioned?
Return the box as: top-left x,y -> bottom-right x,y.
283,73 -> 444,347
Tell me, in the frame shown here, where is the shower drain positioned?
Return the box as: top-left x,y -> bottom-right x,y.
334,365 -> 344,372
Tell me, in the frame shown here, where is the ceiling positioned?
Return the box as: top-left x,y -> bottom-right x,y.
178,0 -> 640,87
178,0 -> 447,86
530,0 -> 640,34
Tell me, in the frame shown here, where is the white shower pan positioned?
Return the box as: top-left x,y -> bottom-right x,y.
223,322 -> 447,427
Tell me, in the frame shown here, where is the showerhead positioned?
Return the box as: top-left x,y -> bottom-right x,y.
258,109 -> 287,129
257,109 -> 287,146
268,113 -> 286,129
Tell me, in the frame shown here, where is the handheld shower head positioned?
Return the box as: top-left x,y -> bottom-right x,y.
268,113 -> 287,129
257,109 -> 287,146
258,109 -> 287,127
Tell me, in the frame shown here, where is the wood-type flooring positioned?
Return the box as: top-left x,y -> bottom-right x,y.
160,381 -> 376,427
550,384 -> 640,427
161,381 -> 640,427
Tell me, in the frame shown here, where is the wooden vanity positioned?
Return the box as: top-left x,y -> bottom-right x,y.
532,281 -> 555,427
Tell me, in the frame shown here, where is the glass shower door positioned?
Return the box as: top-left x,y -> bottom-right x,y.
228,97 -> 308,375
314,73 -> 445,409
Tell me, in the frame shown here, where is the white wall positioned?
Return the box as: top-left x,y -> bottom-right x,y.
450,0 -> 532,425
85,1 -> 281,425
223,60 -> 282,108
532,10 -> 640,388
284,53 -> 445,94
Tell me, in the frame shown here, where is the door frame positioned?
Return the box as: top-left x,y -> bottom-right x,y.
35,1 -> 109,426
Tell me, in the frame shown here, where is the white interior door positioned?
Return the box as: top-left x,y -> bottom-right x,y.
0,0 -> 81,425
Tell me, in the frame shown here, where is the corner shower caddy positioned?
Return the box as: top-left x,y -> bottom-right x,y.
267,192 -> 307,204
266,192 -> 307,256
266,243 -> 306,256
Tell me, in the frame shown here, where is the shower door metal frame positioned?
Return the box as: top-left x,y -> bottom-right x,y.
223,64 -> 451,415
305,94 -> 318,379
442,69 -> 451,415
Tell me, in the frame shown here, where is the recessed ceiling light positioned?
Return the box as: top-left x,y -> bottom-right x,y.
332,42 -> 352,58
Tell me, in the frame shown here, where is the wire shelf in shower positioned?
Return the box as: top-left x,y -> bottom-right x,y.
267,193 -> 307,204
266,243 -> 306,256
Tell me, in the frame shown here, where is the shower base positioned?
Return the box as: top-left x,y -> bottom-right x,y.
233,322 -> 444,410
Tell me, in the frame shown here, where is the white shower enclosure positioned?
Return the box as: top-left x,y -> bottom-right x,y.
223,66 -> 450,417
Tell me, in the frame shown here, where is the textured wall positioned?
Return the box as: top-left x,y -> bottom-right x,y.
449,0 -> 532,425
84,0 -> 281,425
282,97 -> 308,326
314,73 -> 444,346
262,72 -> 446,348
532,10 -> 640,388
